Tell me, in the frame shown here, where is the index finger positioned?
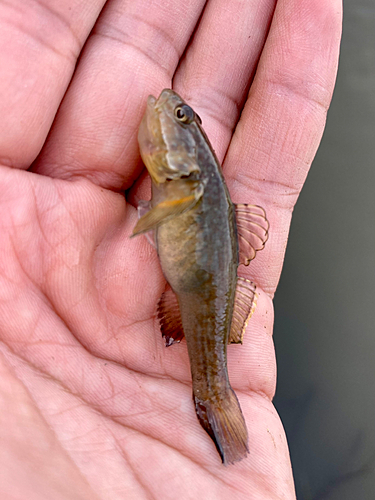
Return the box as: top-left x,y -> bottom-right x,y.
0,0 -> 105,169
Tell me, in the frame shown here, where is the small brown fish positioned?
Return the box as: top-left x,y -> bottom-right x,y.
132,89 -> 269,465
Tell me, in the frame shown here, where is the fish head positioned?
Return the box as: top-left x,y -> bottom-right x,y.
138,89 -> 201,184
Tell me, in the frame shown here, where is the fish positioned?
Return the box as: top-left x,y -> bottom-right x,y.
132,89 -> 269,465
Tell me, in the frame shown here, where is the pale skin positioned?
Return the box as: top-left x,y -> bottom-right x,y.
0,0 -> 342,499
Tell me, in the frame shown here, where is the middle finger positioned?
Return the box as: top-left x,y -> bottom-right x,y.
173,0 -> 277,160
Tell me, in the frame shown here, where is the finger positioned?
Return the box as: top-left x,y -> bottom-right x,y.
173,0 -> 277,160
224,0 -> 342,295
33,0 -> 206,189
0,0 -> 105,169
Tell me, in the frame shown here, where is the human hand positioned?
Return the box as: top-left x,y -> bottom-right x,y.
0,1 -> 341,499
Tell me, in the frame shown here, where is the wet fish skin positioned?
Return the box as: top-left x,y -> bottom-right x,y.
134,89 -> 249,464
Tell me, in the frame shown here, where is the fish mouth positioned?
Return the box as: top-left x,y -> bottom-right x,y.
154,89 -> 178,108
138,89 -> 194,184
138,93 -> 169,184
146,89 -> 185,120
138,90 -> 179,160
138,94 -> 160,150
145,89 -> 176,114
146,94 -> 157,113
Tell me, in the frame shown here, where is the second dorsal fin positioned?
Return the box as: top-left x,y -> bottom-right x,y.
235,204 -> 269,266
229,278 -> 257,344
157,287 -> 185,346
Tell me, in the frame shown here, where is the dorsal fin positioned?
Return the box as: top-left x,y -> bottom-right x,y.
235,204 -> 269,266
229,278 -> 257,344
157,287 -> 185,346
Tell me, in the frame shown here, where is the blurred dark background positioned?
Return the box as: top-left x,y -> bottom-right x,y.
273,1 -> 375,498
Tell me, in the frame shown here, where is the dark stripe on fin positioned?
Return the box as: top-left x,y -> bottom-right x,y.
194,390 -> 249,465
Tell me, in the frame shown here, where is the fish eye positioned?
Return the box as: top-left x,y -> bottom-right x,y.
174,104 -> 195,124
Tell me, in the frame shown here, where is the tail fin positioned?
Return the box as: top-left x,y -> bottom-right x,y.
194,389 -> 249,465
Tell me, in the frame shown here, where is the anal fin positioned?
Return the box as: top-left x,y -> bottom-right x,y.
229,278 -> 257,344
157,287 -> 185,346
235,204 -> 269,266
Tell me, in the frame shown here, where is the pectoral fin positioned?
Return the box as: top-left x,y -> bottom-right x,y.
157,286 -> 185,346
235,204 -> 269,266
229,278 -> 257,344
132,180 -> 203,236
136,200 -> 156,247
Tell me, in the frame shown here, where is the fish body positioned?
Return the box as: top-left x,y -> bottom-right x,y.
133,89 -> 268,464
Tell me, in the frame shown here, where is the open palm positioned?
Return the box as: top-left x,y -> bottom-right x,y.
0,1 -> 341,499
